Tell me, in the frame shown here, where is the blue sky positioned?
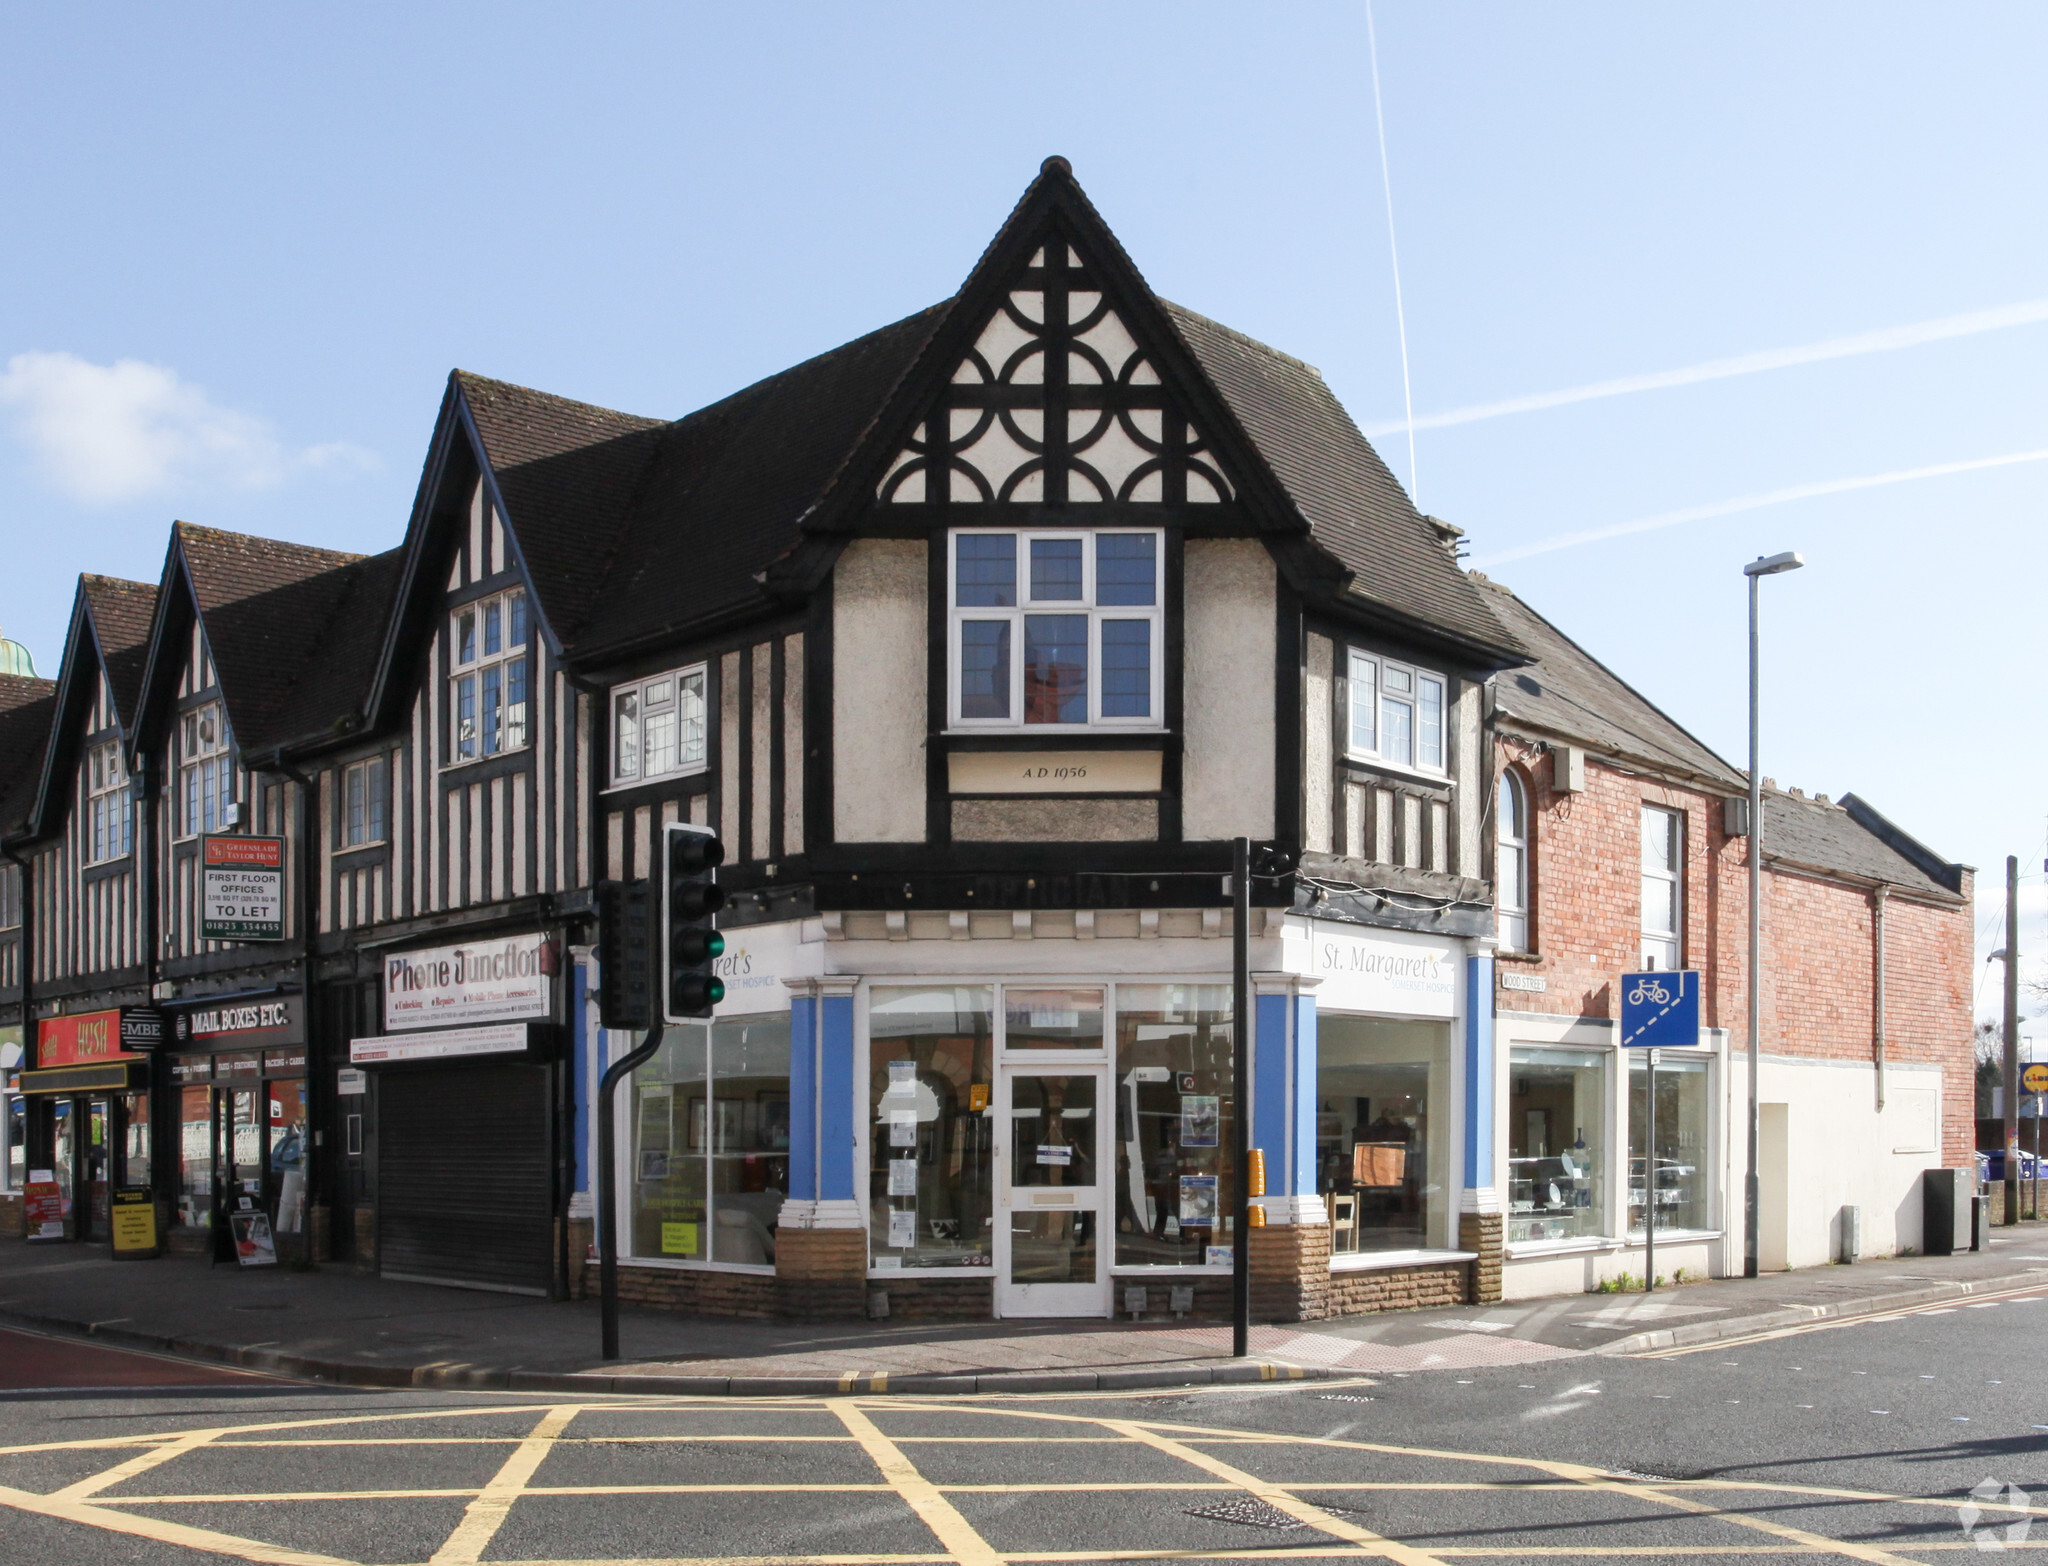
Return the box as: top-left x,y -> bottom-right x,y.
2,5 -> 2041,1021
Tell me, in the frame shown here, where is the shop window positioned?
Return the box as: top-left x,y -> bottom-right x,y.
342,756 -> 388,847
121,1091 -> 151,1187
86,740 -> 133,863
449,588 -> 530,763
947,530 -> 1162,729
1315,1017 -> 1444,1254
1640,805 -> 1682,970
631,1014 -> 791,1268
1506,1047 -> 1607,1244
610,665 -> 709,786
1112,985 -> 1234,1269
179,703 -> 234,838
1348,649 -> 1447,773
1497,772 -> 1529,952
2,1032 -> 22,1193
869,987 -> 995,1271
1004,988 -> 1104,1050
269,1079 -> 307,1236
1629,1053 -> 1709,1234
177,1086 -> 212,1229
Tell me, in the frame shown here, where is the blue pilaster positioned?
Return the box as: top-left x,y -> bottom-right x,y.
1462,951 -> 1496,1194
1290,992 -> 1319,1198
788,990 -> 819,1203
1253,991 -> 1291,1190
570,957 -> 592,1197
819,991 -> 857,1203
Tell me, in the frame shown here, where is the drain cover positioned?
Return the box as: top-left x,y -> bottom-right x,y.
1184,1498 -> 1365,1531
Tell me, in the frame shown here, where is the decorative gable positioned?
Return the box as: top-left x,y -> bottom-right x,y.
878,240 -> 1233,507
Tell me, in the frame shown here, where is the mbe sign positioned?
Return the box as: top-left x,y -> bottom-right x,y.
200,835 -> 285,941
1620,970 -> 1701,1050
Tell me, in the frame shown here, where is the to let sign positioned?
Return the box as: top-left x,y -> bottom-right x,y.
201,835 -> 285,941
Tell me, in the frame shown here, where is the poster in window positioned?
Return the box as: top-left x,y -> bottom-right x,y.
1353,1143 -> 1407,1187
661,1221 -> 698,1255
887,1208 -> 917,1248
888,1158 -> 918,1196
229,1210 -> 278,1267
639,1150 -> 670,1182
1178,1174 -> 1218,1225
888,1108 -> 918,1148
1178,1094 -> 1219,1148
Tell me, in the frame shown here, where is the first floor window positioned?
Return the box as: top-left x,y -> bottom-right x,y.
870,988 -> 996,1271
1497,771 -> 1529,951
0,865 -> 18,930
86,740 -> 132,863
179,702 -> 232,837
1506,1046 -> 1608,1244
343,756 -> 388,846
1640,805 -> 1683,970
630,1014 -> 791,1266
611,665 -> 708,785
1316,1016 -> 1442,1254
450,588 -> 530,761
1348,649 -> 1447,773
949,529 -> 1161,729
1629,1053 -> 1709,1235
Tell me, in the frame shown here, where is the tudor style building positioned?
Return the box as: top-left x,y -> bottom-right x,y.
0,159 -> 1975,1316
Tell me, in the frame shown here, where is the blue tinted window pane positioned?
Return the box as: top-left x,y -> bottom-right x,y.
1096,534 -> 1156,606
1030,538 -> 1084,601
481,664 -> 503,755
956,535 -> 1016,607
483,601 -> 502,657
1418,676 -> 1444,769
509,591 -> 527,647
1100,621 -> 1151,717
959,622 -> 1011,719
1381,695 -> 1413,766
1024,615 -> 1088,723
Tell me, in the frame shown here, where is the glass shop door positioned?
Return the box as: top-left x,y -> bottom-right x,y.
995,1068 -> 1109,1319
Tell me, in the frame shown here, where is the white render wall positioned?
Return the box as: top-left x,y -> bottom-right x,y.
831,538 -> 928,843
1181,538 -> 1275,841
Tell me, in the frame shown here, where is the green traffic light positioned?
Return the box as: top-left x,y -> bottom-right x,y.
706,931 -> 726,959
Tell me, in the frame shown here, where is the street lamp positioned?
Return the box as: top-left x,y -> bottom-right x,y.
1743,550 -> 1803,1280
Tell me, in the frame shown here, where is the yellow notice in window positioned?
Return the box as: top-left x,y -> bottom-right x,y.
661,1222 -> 699,1256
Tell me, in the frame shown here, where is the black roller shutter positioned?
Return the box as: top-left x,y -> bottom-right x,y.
378,1063 -> 552,1295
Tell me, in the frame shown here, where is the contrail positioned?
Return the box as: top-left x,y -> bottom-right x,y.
1472,448 -> 2048,568
1365,298 -> 2048,436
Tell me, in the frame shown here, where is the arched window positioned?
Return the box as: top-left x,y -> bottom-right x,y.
1497,772 -> 1529,952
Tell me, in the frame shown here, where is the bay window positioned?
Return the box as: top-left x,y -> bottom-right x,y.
1348,649 -> 1447,773
611,665 -> 708,786
87,740 -> 132,863
450,588 -> 530,762
948,529 -> 1162,728
179,703 -> 233,838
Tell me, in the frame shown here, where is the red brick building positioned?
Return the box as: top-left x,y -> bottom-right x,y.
1476,577 -> 1971,1294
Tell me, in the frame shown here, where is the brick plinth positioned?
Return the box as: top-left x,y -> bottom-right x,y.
615,1261 -> 777,1318
353,1204 -> 375,1267
1249,1222 -> 1332,1321
773,1227 -> 869,1319
565,1217 -> 594,1299
863,1273 -> 994,1321
0,1193 -> 21,1241
1460,1210 -> 1503,1302
1326,1260 -> 1467,1316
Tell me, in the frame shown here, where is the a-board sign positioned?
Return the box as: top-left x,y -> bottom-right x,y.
1619,970 -> 1701,1050
230,1210 -> 278,1267
111,1187 -> 159,1258
2024,1063 -> 2048,1096
200,835 -> 286,941
23,1177 -> 63,1239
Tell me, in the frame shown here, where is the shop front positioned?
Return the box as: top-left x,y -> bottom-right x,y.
17,1008 -> 159,1244
161,993 -> 307,1259
351,930 -> 564,1296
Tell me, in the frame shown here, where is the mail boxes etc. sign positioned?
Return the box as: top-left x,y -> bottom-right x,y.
200,834 -> 285,941
170,993 -> 304,1049
383,934 -> 556,1031
39,1009 -> 157,1068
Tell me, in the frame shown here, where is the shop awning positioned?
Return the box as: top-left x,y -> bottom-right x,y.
18,1061 -> 147,1094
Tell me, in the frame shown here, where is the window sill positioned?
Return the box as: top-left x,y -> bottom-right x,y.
1329,1248 -> 1476,1273
620,1256 -> 776,1277
1620,1229 -> 1722,1245
1505,1236 -> 1622,1260
942,726 -> 1168,739
1110,1264 -> 1231,1276
1340,754 -> 1454,789
868,1263 -> 995,1278
602,768 -> 710,797
439,748 -> 532,774
335,839 -> 389,856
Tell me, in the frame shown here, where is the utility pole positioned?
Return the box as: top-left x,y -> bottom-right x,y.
1231,835 -> 1251,1358
2005,855 -> 2021,1226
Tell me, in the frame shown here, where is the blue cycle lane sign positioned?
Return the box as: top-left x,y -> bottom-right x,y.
1620,970 -> 1701,1049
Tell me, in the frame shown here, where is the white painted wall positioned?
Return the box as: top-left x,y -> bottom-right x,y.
832,538 -> 928,843
1181,539 -> 1275,840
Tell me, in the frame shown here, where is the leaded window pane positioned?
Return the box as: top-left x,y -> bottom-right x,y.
1095,533 -> 1156,605
1023,615 -> 1087,724
955,535 -> 1016,607
1099,620 -> 1150,718
1029,537 -> 1084,601
958,622 -> 1011,720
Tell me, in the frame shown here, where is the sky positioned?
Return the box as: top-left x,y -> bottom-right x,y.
2,5 -> 2041,1025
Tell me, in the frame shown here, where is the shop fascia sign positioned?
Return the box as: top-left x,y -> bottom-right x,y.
1284,918 -> 1460,1019
349,1023 -> 530,1065
384,933 -> 556,1031
37,1008 -> 162,1067
708,918 -> 823,1017
169,992 -> 304,1049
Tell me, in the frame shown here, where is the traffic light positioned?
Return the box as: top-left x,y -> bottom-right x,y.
663,823 -> 726,1020
595,879 -> 653,1030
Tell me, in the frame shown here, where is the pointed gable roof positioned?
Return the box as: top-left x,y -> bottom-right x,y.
22,573 -> 158,837
0,673 -> 57,840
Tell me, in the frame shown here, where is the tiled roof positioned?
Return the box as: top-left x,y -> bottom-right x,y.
1766,790 -> 1963,901
0,675 -> 56,838
80,575 -> 158,726
251,546 -> 408,750
1476,577 -> 1744,789
1163,304 -> 1523,660
174,524 -> 368,749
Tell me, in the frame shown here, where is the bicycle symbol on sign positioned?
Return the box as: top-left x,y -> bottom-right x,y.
1628,977 -> 1673,1007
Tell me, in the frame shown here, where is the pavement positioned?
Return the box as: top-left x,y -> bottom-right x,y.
4,1223 -> 2048,1396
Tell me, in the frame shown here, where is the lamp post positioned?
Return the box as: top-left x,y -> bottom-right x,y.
1743,550 -> 1802,1280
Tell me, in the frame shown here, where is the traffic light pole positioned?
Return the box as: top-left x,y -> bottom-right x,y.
1231,835 -> 1251,1359
598,1018 -> 664,1361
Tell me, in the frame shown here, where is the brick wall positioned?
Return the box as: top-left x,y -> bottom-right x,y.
1325,1260 -> 1466,1316
614,1261 -> 778,1318
774,1227 -> 868,1319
